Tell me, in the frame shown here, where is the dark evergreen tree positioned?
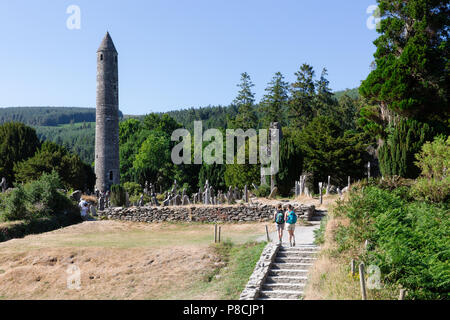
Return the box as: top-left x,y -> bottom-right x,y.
0,122 -> 41,183
300,116 -> 370,192
359,0 -> 449,123
229,72 -> 258,130
289,64 -> 316,128
261,72 -> 289,127
378,119 -> 437,178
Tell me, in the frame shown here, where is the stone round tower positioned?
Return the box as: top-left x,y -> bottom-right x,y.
95,32 -> 120,192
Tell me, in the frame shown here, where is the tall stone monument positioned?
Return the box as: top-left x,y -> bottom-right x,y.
95,32 -> 120,192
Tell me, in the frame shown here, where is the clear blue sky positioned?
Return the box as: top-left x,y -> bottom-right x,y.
0,0 -> 379,115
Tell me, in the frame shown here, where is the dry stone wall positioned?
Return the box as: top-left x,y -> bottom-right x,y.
98,203 -> 315,223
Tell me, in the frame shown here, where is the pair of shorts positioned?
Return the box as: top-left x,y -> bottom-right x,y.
286,223 -> 296,231
276,223 -> 285,231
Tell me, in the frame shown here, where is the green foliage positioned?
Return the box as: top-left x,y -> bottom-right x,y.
260,72 -> 289,127
334,186 -> 449,299
198,163 -> 226,191
0,122 -> 41,183
224,140 -> 260,189
359,0 -> 449,122
143,113 -> 182,136
133,131 -> 171,183
0,171 -> 79,222
0,107 -> 118,126
277,127 -> 303,196
289,64 -> 317,128
1,185 -> 29,221
378,119 -> 437,178
412,135 -> 450,203
229,73 -> 258,130
110,184 -> 127,207
14,141 -> 95,191
123,181 -> 142,197
35,122 -> 95,164
300,116 -> 370,191
253,184 -> 271,198
313,215 -> 328,245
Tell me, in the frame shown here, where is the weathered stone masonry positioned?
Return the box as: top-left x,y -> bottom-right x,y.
95,32 -> 120,192
98,204 -> 315,223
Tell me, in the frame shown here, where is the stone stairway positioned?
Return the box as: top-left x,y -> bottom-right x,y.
257,244 -> 319,300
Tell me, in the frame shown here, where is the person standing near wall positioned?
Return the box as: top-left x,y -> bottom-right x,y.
285,204 -> 297,247
273,204 -> 285,244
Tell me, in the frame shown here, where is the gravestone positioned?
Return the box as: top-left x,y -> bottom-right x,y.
0,177 -> 7,192
182,195 -> 190,205
268,187 -> 278,199
71,190 -> 82,202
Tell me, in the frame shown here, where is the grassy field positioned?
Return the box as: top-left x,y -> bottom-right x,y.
0,220 -> 268,300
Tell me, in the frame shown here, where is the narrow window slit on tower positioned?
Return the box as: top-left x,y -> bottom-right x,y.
100,54 -> 103,61
109,171 -> 113,181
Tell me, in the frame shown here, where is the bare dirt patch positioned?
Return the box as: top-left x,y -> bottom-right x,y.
0,220 -> 268,299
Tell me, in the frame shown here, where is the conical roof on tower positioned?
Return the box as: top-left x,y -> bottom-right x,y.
97,32 -> 117,53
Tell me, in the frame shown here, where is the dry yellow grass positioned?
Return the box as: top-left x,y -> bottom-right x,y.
303,194 -> 397,300
0,220 -> 269,300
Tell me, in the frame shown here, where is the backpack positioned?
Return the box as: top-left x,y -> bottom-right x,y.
275,211 -> 285,224
287,211 -> 297,224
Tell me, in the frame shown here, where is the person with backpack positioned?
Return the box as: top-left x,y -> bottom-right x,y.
285,204 -> 297,247
273,204 -> 285,244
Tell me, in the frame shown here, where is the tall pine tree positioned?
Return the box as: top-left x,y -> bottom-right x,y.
229,72 -> 258,130
289,64 -> 316,128
261,72 -> 289,127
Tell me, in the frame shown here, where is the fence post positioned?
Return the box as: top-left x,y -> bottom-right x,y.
359,263 -> 367,300
265,225 -> 270,242
319,182 -> 323,205
351,259 -> 356,276
398,289 -> 407,300
218,226 -> 221,243
214,224 -> 217,243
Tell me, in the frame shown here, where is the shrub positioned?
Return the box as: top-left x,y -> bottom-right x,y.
334,186 -> 449,299
0,171 -> 79,222
253,184 -> 271,198
411,136 -> 450,203
378,119 -> 436,179
123,181 -> 142,196
110,184 -> 127,207
1,185 -> 29,221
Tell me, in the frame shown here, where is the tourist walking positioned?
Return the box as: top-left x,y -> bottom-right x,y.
285,204 -> 297,247
274,204 -> 285,244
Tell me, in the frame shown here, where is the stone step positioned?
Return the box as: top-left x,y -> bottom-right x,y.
279,247 -> 319,252
275,257 -> 316,264
265,275 -> 308,285
277,251 -> 318,258
269,269 -> 309,277
271,262 -> 313,270
280,245 -> 318,249
262,283 -> 305,292
259,290 -> 303,300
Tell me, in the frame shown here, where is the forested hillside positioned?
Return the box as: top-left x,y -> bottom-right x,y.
0,88 -> 358,164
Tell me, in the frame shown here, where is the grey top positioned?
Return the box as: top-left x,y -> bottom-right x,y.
97,32 -> 117,53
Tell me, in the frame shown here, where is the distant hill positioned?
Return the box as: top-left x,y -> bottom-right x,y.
333,87 -> 360,100
0,89 -> 359,164
0,107 -> 123,126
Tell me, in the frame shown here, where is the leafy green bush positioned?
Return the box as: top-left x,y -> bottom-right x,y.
0,171 -> 79,223
411,136 -> 449,203
110,184 -> 127,207
123,181 -> 142,196
2,185 -> 29,221
334,186 -> 449,299
253,184 -> 271,198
